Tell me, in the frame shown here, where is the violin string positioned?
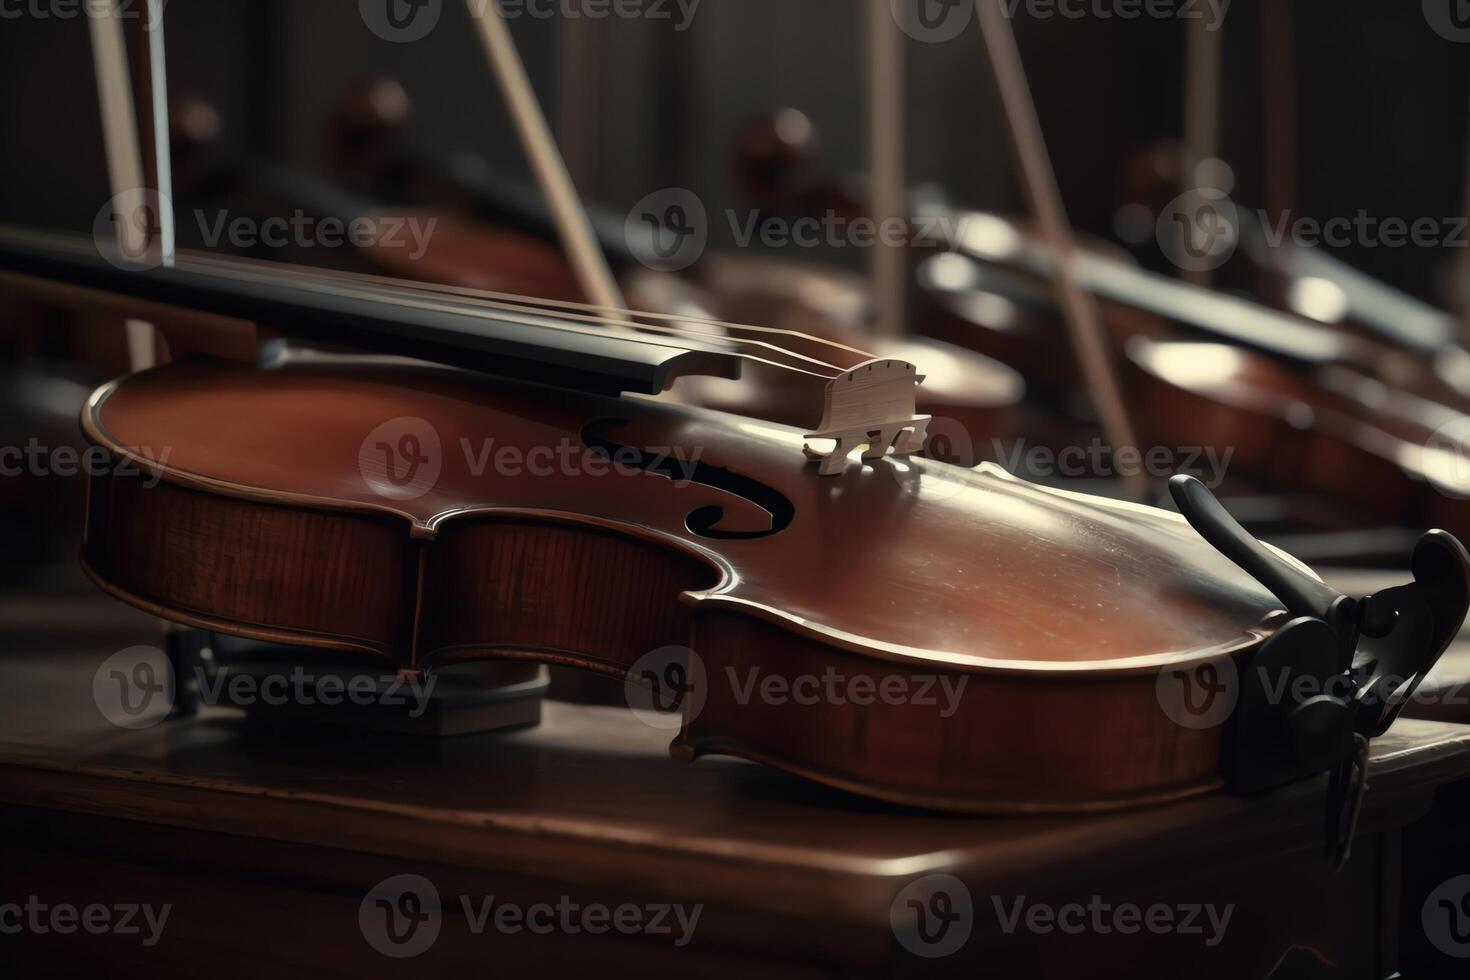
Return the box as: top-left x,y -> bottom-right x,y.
0,227 -> 845,377
174,249 -> 846,377
171,249 -> 858,376
162,244 -> 845,380
170,241 -> 877,364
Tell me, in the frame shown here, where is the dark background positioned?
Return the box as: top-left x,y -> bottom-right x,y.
0,0 -> 1466,304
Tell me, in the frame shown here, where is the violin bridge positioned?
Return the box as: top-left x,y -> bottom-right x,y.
802,359 -> 931,476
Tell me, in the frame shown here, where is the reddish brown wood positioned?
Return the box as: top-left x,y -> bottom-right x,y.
3,636 -> 1470,977
422,519 -> 715,675
76,351 -> 1288,813
913,211 -> 1470,537
85,475 -> 413,658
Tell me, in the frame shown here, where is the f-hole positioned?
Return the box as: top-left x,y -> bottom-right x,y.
580,418 -> 795,540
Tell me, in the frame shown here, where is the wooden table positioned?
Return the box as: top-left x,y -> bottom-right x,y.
3,598 -> 1470,978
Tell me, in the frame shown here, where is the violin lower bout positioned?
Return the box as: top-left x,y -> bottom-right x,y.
677,612 -> 1231,813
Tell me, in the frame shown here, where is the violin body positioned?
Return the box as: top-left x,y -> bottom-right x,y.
83,351 -> 1288,811
1128,339 -> 1470,538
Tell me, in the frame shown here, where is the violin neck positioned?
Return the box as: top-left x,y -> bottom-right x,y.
0,229 -> 739,396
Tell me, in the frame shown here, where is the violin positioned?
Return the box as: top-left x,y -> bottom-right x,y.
911,208 -> 1470,539
167,93 -> 590,304
1119,139 -> 1465,362
736,110 -> 1470,533
326,83 -> 1024,465
2,228 -> 1466,822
